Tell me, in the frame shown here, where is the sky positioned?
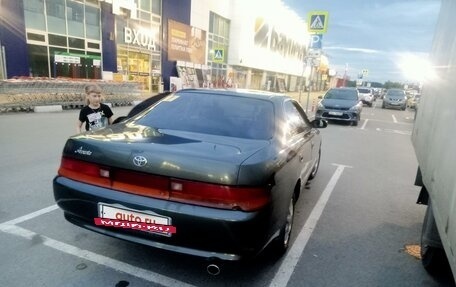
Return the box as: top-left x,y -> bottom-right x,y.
281,0 -> 442,84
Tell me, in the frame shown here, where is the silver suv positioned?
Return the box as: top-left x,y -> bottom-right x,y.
382,89 -> 407,110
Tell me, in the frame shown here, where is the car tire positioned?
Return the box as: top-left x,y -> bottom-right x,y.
353,120 -> 358,126
271,194 -> 295,256
308,149 -> 321,180
421,203 -> 448,274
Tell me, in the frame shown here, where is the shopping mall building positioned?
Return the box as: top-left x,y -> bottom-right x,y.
0,0 -> 329,92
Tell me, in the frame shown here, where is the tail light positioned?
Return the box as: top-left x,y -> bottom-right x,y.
58,157 -> 271,211
58,157 -> 111,188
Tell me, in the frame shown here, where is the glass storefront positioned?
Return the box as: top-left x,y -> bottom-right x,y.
207,12 -> 230,88
115,0 -> 162,92
23,0 -> 101,79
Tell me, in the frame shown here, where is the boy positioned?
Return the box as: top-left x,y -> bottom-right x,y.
77,84 -> 113,133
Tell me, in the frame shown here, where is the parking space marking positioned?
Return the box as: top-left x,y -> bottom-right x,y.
360,119 -> 369,130
269,163 -> 351,287
392,114 -> 398,123
0,204 -> 58,226
367,118 -> 413,126
376,127 -> 412,136
0,206 -> 196,287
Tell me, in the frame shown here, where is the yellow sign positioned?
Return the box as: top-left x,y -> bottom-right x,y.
308,11 -> 329,34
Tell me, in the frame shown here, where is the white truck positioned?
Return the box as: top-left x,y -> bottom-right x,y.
412,0 -> 456,280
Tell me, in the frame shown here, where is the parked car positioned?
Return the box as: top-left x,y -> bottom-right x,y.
407,93 -> 421,109
382,89 -> 407,110
315,87 -> 363,126
53,89 -> 327,268
357,87 -> 374,106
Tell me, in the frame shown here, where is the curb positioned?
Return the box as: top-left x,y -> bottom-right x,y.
33,105 -> 63,113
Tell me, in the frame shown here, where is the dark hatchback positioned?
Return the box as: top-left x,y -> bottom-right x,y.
53,89 -> 326,263
315,87 -> 363,126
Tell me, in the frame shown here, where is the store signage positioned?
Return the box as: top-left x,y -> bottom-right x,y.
55,54 -> 80,64
168,20 -> 206,65
100,0 -> 137,19
124,27 -> 157,51
254,17 -> 306,60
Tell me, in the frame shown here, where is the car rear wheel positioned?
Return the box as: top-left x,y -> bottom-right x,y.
308,149 -> 321,180
271,195 -> 295,256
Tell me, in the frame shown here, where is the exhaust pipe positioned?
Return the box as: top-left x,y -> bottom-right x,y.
206,263 -> 221,276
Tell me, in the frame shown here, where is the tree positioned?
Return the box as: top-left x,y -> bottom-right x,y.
383,81 -> 403,89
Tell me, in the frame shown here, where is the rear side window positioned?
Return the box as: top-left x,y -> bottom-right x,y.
136,92 -> 275,139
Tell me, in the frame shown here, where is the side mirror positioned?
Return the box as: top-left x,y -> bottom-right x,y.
318,95 -> 323,99
312,119 -> 328,128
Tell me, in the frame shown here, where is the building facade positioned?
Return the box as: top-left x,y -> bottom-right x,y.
0,0 -> 326,92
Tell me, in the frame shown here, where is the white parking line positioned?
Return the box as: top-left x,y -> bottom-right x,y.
0,204 -> 59,226
0,206 -> 196,287
269,163 -> 351,287
392,114 -> 398,123
376,127 -> 412,135
360,119 -> 369,130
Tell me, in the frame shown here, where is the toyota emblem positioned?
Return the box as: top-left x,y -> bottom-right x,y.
133,155 -> 147,167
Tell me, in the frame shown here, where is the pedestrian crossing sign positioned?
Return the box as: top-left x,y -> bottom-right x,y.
308,11 -> 329,34
213,49 -> 224,63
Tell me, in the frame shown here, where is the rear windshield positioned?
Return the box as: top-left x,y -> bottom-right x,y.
135,92 -> 275,140
357,88 -> 371,93
324,89 -> 358,100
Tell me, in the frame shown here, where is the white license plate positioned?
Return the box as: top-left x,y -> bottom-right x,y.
98,203 -> 171,235
329,111 -> 343,116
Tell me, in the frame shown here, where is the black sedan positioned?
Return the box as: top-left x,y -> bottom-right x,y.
53,89 -> 326,266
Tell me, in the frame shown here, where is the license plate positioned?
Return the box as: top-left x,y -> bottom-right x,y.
98,203 -> 172,236
329,111 -> 343,116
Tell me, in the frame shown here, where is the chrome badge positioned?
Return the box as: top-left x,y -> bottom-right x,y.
133,155 -> 148,167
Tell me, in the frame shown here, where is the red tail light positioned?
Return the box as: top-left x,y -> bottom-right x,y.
58,157 -> 271,211
168,179 -> 271,211
58,157 -> 110,188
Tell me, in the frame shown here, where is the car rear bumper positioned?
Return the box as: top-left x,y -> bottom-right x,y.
53,176 -> 274,261
384,102 -> 406,109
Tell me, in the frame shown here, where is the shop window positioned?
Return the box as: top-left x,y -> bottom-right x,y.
24,0 -> 46,30
28,44 -> 49,77
67,0 -> 84,37
49,34 -> 67,47
85,0 -> 98,5
27,33 -> 46,42
69,37 -> 85,49
87,42 -> 100,49
140,0 -> 151,11
46,0 -> 66,34
49,47 -> 67,78
152,0 -> 161,15
85,5 -> 101,40
152,16 -> 160,24
140,11 -> 150,21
